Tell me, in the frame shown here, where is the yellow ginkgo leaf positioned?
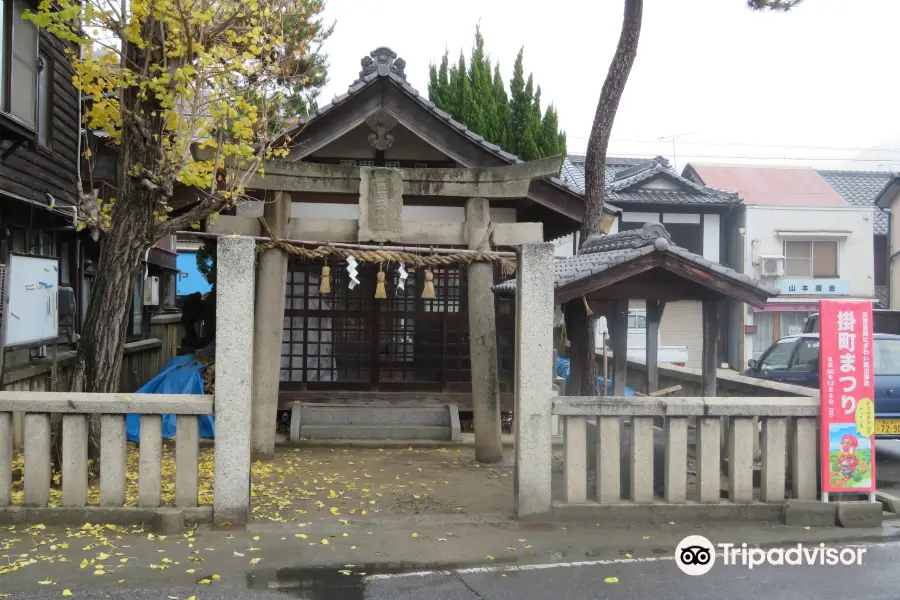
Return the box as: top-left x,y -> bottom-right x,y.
321,539 -> 330,545
79,558 -> 90,569
411,533 -> 418,538
38,580 -> 55,585
642,536 -> 652,540
295,534 -> 308,539
93,569 -> 105,576
625,553 -> 632,558
198,579 -> 211,585
211,574 -> 221,580
485,555 -> 495,560
233,552 -> 244,557
252,536 -> 260,541
249,558 -> 261,565
604,577 -> 619,583
186,569 -> 196,574
62,590 -> 73,597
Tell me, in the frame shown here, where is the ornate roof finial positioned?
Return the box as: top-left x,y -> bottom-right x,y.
578,222 -> 672,255
357,47 -> 406,83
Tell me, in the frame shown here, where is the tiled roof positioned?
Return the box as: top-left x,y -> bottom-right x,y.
818,170 -> 892,235
560,155 -> 741,206
493,223 -> 776,297
282,47 -> 609,210
687,164 -> 847,208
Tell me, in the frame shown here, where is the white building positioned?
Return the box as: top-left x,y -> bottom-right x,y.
686,164 -> 876,367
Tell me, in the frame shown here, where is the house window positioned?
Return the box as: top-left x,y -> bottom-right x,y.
58,240 -> 70,283
130,274 -> 144,337
784,240 -> 838,278
9,226 -> 26,252
627,312 -> 646,330
665,222 -> 704,256
1,0 -> 40,129
36,52 -> 51,146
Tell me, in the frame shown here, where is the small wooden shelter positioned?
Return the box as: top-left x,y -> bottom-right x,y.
494,222 -> 778,395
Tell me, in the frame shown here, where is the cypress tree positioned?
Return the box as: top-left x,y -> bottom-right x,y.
539,104 -> 563,159
425,28 -> 566,162
508,48 -> 527,157
467,25 -> 492,139
492,62 -> 511,150
428,51 -> 452,113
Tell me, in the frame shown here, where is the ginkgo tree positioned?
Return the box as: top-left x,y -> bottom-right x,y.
23,0 -> 331,460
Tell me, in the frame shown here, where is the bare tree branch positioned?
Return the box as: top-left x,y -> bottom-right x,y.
746,0 -> 804,11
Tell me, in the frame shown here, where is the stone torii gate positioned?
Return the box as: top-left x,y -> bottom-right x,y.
212,155 -> 564,463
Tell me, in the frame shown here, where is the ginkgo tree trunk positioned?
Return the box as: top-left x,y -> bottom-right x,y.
25,0 -> 331,471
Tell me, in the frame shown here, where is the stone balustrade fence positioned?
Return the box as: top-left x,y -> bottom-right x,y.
554,396 -> 818,509
0,392 -> 211,511
0,236 -> 255,527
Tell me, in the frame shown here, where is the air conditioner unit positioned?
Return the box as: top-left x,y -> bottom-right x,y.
143,276 -> 159,306
759,255 -> 785,278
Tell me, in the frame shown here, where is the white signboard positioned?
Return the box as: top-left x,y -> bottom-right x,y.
3,254 -> 59,347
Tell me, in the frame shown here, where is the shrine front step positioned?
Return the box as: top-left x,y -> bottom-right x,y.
289,403 -> 462,442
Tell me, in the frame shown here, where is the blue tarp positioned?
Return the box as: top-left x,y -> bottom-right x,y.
126,355 -> 215,442
556,357 -> 635,396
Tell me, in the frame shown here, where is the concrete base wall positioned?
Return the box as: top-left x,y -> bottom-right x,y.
0,506 -> 212,528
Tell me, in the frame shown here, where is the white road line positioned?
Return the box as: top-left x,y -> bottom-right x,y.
362,539 -> 900,582
364,556 -> 674,581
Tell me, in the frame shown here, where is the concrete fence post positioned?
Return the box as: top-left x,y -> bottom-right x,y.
513,242 -> 554,518
214,236 -> 256,524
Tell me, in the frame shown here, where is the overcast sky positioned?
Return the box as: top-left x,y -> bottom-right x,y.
316,0 -> 900,172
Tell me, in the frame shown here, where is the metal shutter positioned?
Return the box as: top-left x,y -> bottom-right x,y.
0,263 -> 6,339
659,300 -> 704,368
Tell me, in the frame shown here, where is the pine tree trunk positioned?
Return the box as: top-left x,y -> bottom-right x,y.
572,0 -> 643,397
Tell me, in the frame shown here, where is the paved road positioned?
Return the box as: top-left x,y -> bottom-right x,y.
7,539 -> 898,599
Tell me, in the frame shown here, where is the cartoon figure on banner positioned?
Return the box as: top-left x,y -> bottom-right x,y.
828,424 -> 872,488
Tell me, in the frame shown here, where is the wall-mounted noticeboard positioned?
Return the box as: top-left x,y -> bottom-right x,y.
2,254 -> 59,348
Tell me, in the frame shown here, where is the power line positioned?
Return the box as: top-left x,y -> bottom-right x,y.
564,135 -> 900,154
567,149 -> 900,165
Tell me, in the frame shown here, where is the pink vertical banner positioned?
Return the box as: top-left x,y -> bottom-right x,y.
819,300 -> 875,493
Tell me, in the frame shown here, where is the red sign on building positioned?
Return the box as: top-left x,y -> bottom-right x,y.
819,300 -> 875,493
